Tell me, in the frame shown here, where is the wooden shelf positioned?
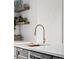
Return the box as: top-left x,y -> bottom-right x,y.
15,7 -> 30,13
16,22 -> 30,25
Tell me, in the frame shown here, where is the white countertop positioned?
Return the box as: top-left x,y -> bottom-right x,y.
14,41 -> 64,58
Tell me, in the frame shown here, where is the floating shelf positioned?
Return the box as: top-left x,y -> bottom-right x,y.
16,22 -> 30,25
14,16 -> 30,26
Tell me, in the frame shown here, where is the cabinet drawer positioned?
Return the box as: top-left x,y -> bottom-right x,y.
30,51 -> 51,59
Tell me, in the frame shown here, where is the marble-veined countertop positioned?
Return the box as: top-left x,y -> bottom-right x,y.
14,41 -> 64,58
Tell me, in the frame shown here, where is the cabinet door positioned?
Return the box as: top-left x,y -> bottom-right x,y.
14,47 -> 19,58
14,47 -> 28,59
19,49 -> 28,57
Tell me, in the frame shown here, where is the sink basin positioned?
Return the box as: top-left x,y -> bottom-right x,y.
27,42 -> 46,47
27,44 -> 41,47
27,43 -> 41,47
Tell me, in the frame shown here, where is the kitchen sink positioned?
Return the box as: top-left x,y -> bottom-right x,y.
27,44 -> 41,47
27,42 -> 47,47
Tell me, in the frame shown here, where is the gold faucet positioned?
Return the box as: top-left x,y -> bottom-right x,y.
34,24 -> 45,44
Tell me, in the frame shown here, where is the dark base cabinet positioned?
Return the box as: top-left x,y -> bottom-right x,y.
14,47 -> 64,59
30,51 -> 64,59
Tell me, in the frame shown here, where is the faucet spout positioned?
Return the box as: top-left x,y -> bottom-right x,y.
34,24 -> 45,44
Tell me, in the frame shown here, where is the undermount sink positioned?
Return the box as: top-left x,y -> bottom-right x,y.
27,44 -> 41,47
27,42 -> 47,47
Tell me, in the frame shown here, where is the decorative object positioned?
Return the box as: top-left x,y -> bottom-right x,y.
14,0 -> 30,13
14,35 -> 22,41
14,0 -> 22,10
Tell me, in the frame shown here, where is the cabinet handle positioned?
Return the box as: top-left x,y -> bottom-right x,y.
27,51 -> 30,59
